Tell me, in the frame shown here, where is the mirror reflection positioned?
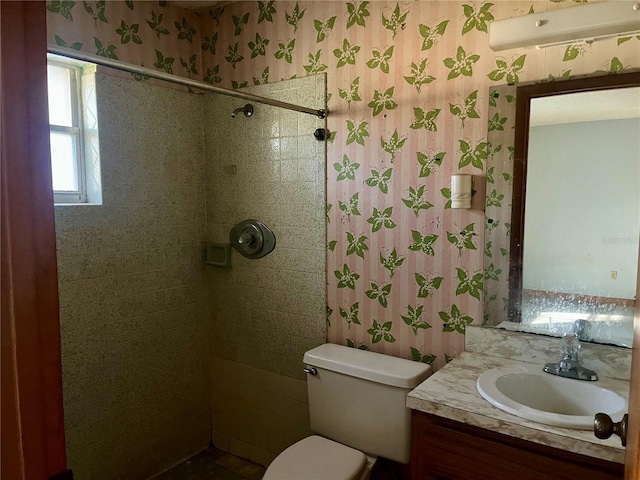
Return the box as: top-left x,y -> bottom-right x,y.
483,74 -> 640,348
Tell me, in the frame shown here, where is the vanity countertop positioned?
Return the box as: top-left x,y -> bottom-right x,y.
406,351 -> 629,464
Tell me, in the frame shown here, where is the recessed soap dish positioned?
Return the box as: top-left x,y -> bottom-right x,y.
204,243 -> 231,267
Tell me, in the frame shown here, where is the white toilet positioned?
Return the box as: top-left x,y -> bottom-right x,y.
263,343 -> 432,480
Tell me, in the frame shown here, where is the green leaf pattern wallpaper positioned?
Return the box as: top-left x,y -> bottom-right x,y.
484,83 -> 517,328
47,1 -> 640,371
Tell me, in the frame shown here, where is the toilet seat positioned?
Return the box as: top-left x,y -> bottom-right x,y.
263,435 -> 367,480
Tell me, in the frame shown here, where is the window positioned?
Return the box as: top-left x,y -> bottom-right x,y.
47,55 -> 101,204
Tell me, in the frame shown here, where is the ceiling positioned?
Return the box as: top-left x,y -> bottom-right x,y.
530,87 -> 640,126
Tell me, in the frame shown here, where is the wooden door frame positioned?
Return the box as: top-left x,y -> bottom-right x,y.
626,251 -> 640,477
1,2 -> 68,478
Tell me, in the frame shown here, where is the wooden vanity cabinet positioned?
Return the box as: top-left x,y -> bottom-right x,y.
411,411 -> 623,480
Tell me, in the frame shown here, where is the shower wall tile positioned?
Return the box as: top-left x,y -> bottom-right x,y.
54,73 -> 210,480
204,76 -> 326,462
210,357 -> 312,466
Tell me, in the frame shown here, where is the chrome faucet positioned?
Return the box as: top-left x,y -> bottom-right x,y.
543,332 -> 598,381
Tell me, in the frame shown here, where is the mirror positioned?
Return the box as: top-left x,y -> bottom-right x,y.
484,72 -> 640,348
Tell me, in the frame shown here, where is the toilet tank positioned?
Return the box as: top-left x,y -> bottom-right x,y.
303,344 -> 432,464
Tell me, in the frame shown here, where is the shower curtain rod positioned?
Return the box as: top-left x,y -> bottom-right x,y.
47,45 -> 327,119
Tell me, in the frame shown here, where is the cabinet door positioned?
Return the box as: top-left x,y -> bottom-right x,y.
411,412 -> 623,480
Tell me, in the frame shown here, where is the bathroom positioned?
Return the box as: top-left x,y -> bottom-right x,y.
2,1 -> 639,479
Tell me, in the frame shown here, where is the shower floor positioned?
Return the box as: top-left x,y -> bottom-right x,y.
151,447 -> 265,480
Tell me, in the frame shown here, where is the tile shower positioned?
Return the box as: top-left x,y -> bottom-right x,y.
204,77 -> 327,464
55,71 -> 326,479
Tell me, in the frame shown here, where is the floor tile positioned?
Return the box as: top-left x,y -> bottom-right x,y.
151,447 -> 265,480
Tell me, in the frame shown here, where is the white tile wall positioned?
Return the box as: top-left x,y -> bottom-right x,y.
210,357 -> 312,466
57,71 -> 326,476
204,74 -> 326,464
55,72 -> 210,480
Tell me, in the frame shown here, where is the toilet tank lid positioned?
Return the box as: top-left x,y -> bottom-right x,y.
303,343 -> 432,388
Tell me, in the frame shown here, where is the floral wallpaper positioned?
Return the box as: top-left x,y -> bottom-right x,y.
483,83 -> 516,327
47,1 -> 203,80
47,1 -> 640,372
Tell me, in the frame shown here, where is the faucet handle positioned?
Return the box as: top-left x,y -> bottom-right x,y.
573,319 -> 592,342
561,334 -> 581,359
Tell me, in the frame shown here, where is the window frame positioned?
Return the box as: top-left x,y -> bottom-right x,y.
47,57 -> 87,204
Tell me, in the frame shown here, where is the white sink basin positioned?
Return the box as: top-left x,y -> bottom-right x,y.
476,364 -> 627,430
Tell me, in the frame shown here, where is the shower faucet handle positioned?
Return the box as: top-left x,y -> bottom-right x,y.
229,219 -> 276,259
238,232 -> 254,245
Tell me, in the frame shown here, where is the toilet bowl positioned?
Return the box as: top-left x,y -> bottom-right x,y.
262,344 -> 431,480
263,436 -> 376,480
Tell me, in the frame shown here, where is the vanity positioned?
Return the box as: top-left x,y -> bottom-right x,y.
407,327 -> 630,480
406,64 -> 640,480
402,25 -> 640,476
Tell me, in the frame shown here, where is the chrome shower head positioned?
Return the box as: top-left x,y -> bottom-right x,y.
231,104 -> 254,118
